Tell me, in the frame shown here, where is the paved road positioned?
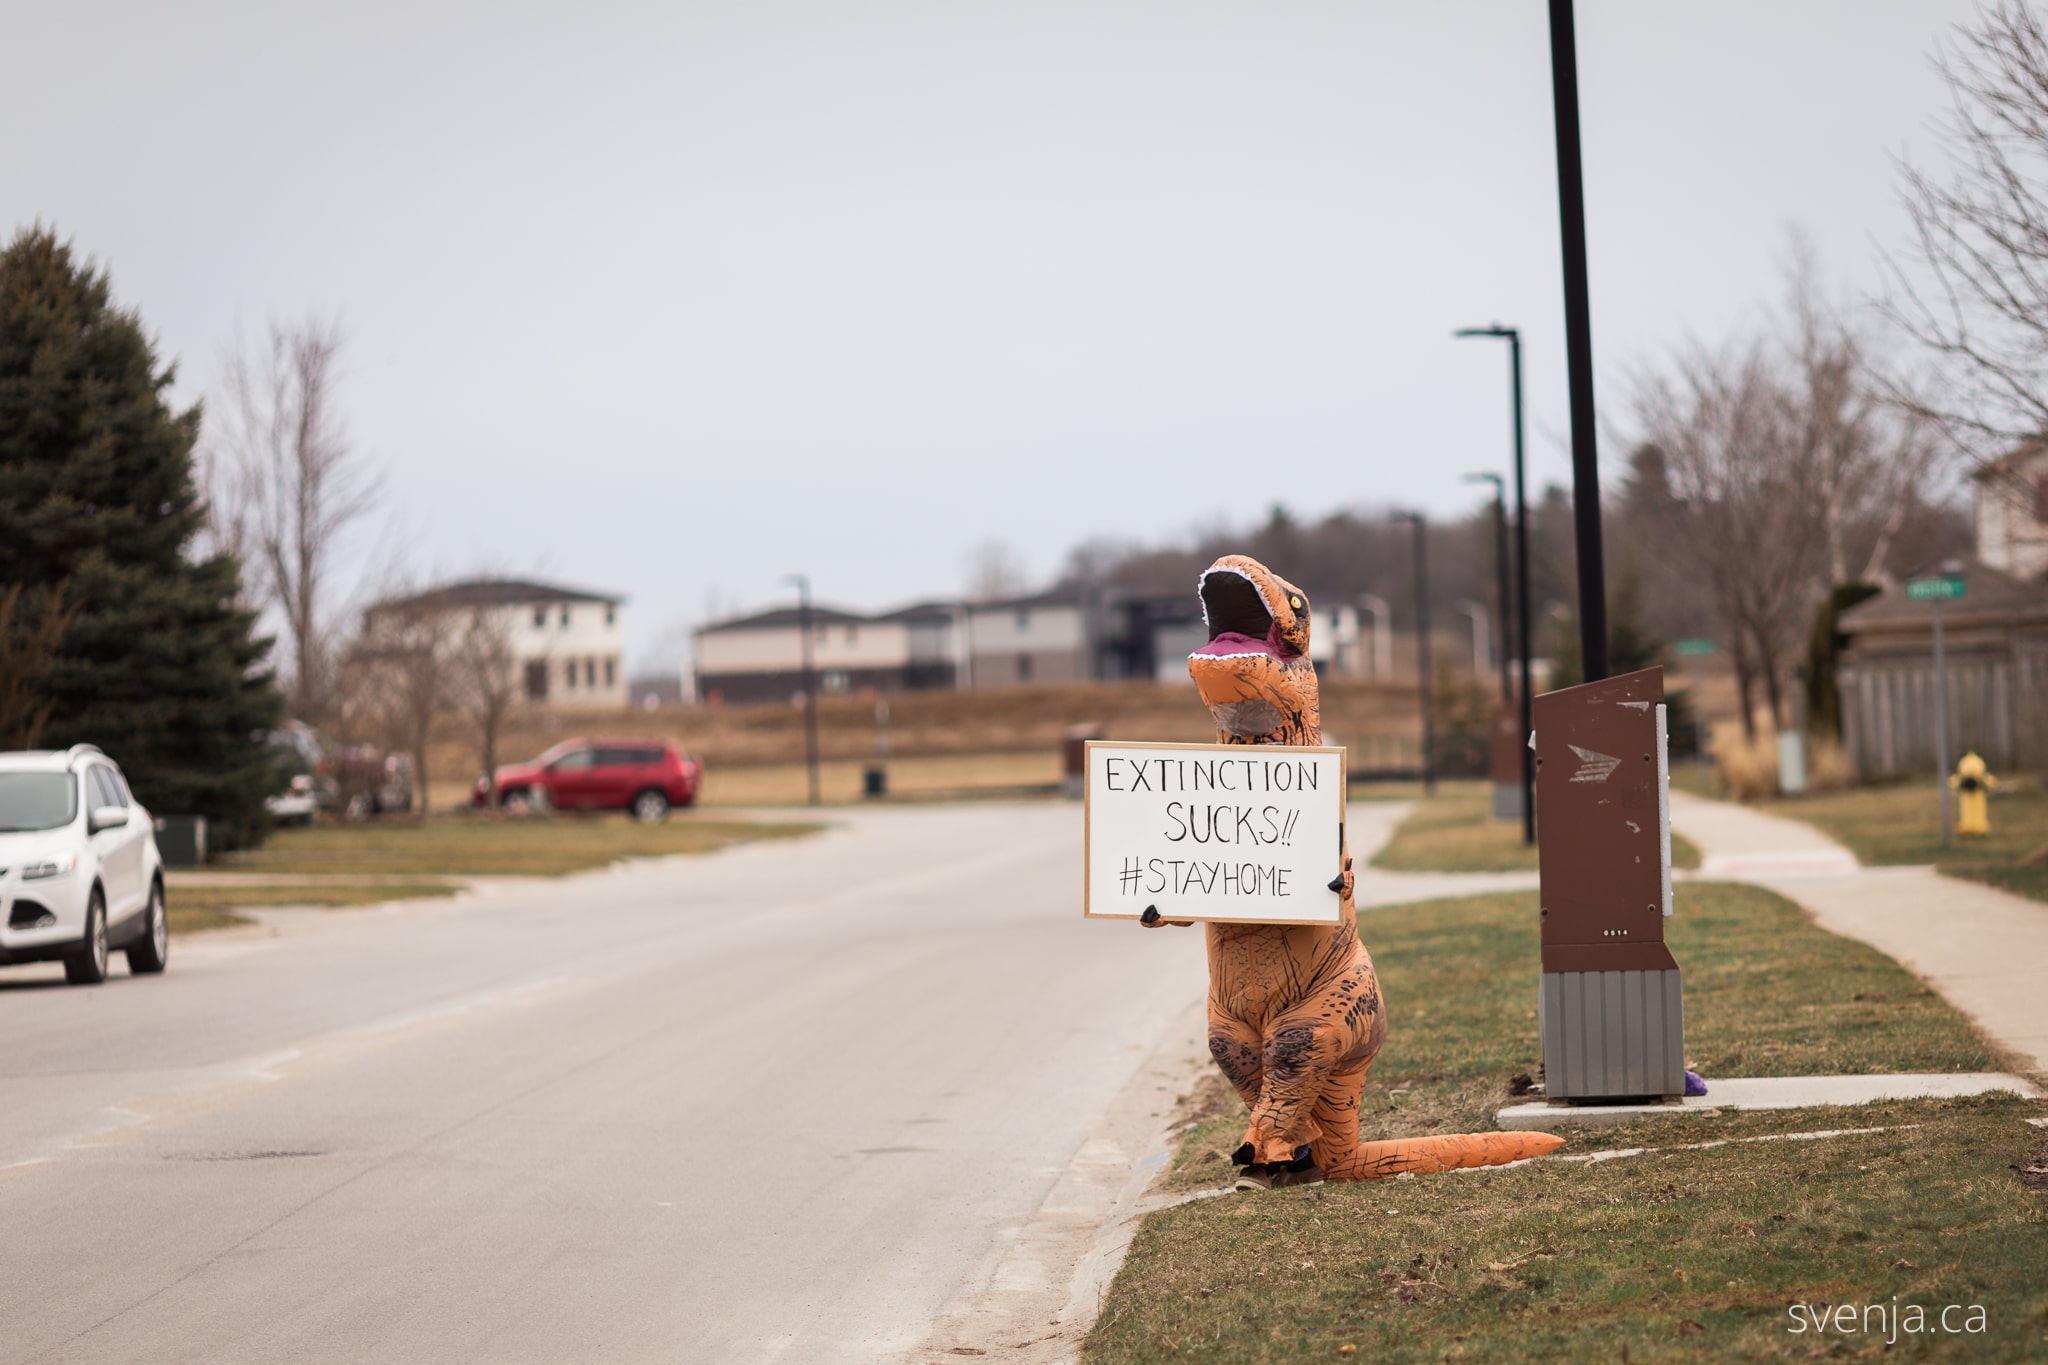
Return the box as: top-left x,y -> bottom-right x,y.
0,804 -> 1205,1365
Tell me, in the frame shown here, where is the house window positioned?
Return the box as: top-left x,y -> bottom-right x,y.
605,605 -> 616,627
524,660 -> 549,700
533,607 -> 546,629
563,660 -> 576,690
846,625 -> 858,645
1016,609 -> 1031,630
1017,652 -> 1033,681
560,606 -> 571,627
604,657 -> 616,687
585,658 -> 597,687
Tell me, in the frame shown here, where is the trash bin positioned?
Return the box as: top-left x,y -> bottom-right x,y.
154,814 -> 208,868
1062,725 -> 1102,799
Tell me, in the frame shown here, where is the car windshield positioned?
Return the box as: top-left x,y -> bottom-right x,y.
0,772 -> 79,832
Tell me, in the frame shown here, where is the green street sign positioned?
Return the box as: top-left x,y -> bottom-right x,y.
1906,576 -> 1967,602
1673,638 -> 1717,657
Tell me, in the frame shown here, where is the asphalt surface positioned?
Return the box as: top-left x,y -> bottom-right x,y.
0,803 -> 1205,1365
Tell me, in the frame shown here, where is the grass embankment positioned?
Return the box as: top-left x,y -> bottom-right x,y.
421,678 -> 1435,807
220,812 -> 822,877
167,881 -> 464,935
1089,883 -> 2044,1362
169,814 -> 822,934
1762,779 -> 2048,905
1370,785 -> 1702,874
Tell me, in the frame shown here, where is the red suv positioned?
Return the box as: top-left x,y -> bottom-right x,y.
478,738 -> 702,821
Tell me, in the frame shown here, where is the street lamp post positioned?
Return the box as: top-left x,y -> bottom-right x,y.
1547,0 -> 1610,683
784,573 -> 822,806
1463,471 -> 1512,705
1394,512 -> 1434,795
1455,327 -> 1535,844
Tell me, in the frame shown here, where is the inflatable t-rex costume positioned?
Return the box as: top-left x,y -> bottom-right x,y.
1145,555 -> 1564,1189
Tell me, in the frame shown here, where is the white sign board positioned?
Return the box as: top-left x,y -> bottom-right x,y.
1083,741 -> 1346,925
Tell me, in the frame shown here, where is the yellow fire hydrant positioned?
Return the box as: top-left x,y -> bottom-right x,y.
1950,752 -> 1996,837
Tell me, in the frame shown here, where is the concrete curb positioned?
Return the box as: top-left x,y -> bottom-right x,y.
1498,1071 -> 2043,1130
906,997 -> 1214,1364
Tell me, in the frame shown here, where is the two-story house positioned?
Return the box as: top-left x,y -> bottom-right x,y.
365,578 -> 629,708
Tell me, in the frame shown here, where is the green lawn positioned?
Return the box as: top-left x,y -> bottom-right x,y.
1370,787 -> 1701,874
1763,780 -> 2048,904
219,812 -> 824,877
1090,883 -> 2045,1362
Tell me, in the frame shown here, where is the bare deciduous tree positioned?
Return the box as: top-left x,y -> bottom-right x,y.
1784,247 -> 1948,586
1630,245 -> 1952,738
963,539 -> 1029,602
1632,341 -> 1825,736
449,603 -> 522,804
346,596 -> 450,817
1884,1 -> 2048,482
213,317 -> 378,722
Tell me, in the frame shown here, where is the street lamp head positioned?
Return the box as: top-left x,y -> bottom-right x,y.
1391,509 -> 1423,526
1463,471 -> 1505,490
1454,324 -> 1517,340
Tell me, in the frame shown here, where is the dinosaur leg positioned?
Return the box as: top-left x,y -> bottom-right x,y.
1233,956 -> 1384,1165
1237,1017 -> 1345,1163
1206,1005 -> 1266,1111
1304,1058 -> 1373,1176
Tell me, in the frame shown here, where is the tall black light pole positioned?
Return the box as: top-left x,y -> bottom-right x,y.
1394,511 -> 1434,796
1463,472 -> 1512,706
784,573 -> 821,806
1548,0 -> 1609,682
1455,326 -> 1536,844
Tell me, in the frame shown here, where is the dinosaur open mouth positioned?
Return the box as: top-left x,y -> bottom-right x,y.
1193,568 -> 1292,661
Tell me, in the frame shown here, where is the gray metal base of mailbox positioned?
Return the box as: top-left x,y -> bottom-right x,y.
1540,968 -> 1685,1100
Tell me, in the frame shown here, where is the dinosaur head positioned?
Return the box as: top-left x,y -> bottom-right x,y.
1188,555 -> 1321,745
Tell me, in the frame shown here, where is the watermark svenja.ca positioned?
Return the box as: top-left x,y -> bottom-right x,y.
1787,1298 -> 1988,1343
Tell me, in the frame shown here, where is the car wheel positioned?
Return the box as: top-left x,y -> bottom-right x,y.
631,788 -> 670,823
501,789 -> 531,813
64,888 -> 109,986
126,877 -> 169,975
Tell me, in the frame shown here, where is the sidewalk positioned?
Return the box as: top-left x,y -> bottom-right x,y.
1669,792 -> 2048,1076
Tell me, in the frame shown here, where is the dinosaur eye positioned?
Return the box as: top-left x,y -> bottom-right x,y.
1288,595 -> 1303,612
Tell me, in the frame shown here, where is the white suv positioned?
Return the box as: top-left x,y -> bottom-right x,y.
0,745 -> 168,985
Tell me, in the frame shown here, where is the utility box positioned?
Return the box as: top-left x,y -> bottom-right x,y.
154,814 -> 207,868
1533,666 -> 1685,1100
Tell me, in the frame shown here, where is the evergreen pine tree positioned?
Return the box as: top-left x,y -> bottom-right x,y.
0,226 -> 282,849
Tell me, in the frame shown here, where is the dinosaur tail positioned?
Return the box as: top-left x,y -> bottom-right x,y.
1324,1130 -> 1565,1182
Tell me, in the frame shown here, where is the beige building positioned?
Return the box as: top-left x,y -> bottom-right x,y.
1975,442 -> 2048,581
961,592 -> 1087,687
693,592 -> 1098,702
368,578 -> 628,708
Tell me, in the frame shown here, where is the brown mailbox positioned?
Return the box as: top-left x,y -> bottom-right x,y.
1533,666 -> 1685,1100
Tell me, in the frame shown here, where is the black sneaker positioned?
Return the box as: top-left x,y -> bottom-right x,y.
1234,1145 -> 1323,1191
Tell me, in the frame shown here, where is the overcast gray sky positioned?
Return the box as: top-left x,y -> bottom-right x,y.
3,1 -> 1985,670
